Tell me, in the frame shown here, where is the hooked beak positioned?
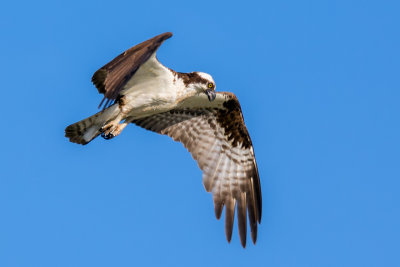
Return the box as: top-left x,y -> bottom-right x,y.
205,89 -> 216,102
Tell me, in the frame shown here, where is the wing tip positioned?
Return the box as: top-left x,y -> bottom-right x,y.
153,32 -> 173,44
224,198 -> 235,244
237,193 -> 248,248
214,200 -> 223,220
90,31 -> 173,108
251,228 -> 258,244
162,32 -> 173,39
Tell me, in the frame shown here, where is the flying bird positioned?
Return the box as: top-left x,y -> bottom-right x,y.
65,32 -> 262,247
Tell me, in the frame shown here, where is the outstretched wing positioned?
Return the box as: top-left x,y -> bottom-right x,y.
92,32 -> 173,108
132,92 -> 262,247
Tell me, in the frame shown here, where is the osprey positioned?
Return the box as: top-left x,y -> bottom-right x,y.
65,32 -> 262,247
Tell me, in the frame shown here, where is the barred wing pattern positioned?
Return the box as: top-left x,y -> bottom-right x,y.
132,94 -> 261,247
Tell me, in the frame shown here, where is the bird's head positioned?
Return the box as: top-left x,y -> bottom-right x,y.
188,72 -> 216,101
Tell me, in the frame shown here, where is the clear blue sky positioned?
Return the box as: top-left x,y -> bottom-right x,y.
1,0 -> 399,266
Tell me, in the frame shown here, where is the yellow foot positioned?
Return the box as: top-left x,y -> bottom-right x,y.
100,121 -> 127,140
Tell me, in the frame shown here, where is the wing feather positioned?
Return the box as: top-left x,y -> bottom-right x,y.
213,195 -> 224,220
132,92 -> 261,247
92,32 -> 172,108
237,191 -> 247,247
225,197 -> 236,243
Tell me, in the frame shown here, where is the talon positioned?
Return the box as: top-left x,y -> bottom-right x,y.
103,133 -> 114,140
99,120 -> 126,141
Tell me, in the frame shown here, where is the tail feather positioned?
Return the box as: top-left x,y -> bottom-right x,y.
65,105 -> 119,145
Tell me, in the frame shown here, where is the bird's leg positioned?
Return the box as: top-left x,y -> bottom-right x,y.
100,96 -> 131,140
100,119 -> 126,139
105,115 -> 137,137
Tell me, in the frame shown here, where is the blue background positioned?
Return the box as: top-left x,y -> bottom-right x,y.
1,0 -> 399,266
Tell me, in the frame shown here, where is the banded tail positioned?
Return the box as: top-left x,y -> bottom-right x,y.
65,105 -> 119,145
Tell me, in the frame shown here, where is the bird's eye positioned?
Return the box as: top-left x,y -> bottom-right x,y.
208,83 -> 213,88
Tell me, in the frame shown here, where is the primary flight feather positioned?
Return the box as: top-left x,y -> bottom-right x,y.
65,32 -> 262,247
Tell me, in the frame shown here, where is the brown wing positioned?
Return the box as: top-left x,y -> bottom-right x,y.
132,93 -> 262,247
92,32 -> 173,108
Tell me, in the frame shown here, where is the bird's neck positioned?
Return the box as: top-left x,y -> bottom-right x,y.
172,71 -> 203,99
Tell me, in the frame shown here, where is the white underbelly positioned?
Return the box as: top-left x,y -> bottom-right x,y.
120,75 -> 180,118
117,53 -> 184,118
